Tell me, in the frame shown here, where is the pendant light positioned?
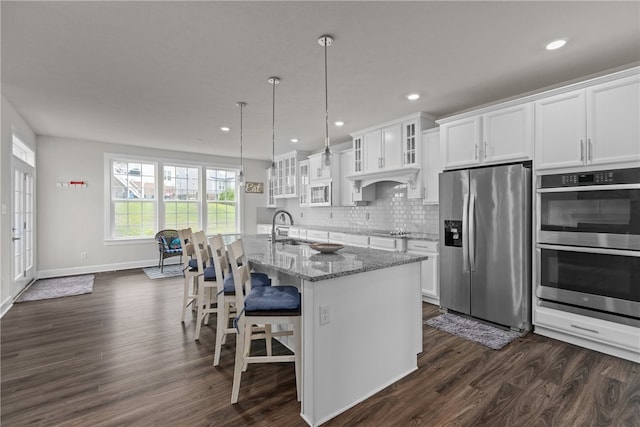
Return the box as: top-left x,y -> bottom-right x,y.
268,76 -> 280,174
236,101 -> 246,186
319,35 -> 333,167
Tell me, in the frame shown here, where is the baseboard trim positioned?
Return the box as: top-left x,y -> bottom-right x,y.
1,296 -> 13,319
37,258 -> 180,279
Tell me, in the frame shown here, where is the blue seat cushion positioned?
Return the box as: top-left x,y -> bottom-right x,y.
244,285 -> 300,311
204,266 -> 216,281
223,272 -> 270,293
188,258 -> 198,271
164,248 -> 182,255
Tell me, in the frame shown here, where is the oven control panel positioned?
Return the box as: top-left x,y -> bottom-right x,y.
540,167 -> 640,188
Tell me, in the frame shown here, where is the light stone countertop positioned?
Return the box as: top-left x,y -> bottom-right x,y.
265,224 -> 439,242
239,235 -> 428,282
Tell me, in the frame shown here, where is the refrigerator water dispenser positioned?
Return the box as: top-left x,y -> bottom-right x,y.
444,220 -> 463,247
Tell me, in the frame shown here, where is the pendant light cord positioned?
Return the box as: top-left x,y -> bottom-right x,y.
239,103 -> 244,174
272,80 -> 276,167
324,39 -> 329,149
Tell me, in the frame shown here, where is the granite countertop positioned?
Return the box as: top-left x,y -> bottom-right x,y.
278,224 -> 439,242
240,235 -> 429,282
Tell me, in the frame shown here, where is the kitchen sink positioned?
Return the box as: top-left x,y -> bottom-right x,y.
273,238 -> 304,245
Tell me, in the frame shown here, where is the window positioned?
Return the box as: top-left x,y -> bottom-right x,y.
12,134 -> 35,167
163,165 -> 200,230
206,168 -> 238,234
107,156 -> 241,240
110,160 -> 157,238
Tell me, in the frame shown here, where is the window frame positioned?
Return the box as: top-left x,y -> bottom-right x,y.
106,155 -> 159,241
162,163 -> 202,231
104,153 -> 242,242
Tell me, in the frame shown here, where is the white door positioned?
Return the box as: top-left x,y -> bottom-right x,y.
13,164 -> 35,295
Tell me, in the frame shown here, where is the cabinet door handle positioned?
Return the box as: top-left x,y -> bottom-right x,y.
484,141 -> 488,159
588,138 -> 593,162
474,144 -> 478,160
580,140 -> 585,161
571,324 -> 599,334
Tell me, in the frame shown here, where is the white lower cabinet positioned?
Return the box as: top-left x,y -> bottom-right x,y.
407,240 -> 439,305
306,230 -> 329,243
534,305 -> 640,363
257,224 -> 272,235
328,232 -> 346,244
346,234 -> 369,248
369,236 -> 405,252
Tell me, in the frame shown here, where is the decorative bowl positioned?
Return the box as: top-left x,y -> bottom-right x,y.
310,243 -> 344,254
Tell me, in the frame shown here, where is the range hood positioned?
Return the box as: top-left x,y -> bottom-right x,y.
345,167 -> 421,191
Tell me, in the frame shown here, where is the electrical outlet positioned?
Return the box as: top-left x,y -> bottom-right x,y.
319,305 -> 330,325
80,251 -> 87,259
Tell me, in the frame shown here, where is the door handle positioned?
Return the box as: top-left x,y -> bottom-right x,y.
580,140 -> 584,162
469,194 -> 476,271
588,138 -> 593,162
462,194 -> 469,272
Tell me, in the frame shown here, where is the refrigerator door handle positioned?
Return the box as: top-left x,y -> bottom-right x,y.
469,194 -> 476,271
462,193 -> 470,272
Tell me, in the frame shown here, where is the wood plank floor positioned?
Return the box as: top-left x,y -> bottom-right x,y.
2,269 -> 639,426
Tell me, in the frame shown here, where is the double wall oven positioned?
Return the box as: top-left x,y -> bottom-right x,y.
536,167 -> 640,327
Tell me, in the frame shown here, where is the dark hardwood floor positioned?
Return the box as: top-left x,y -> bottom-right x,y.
2,269 -> 639,426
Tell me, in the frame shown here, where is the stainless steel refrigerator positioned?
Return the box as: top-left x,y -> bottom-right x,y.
439,163 -> 532,332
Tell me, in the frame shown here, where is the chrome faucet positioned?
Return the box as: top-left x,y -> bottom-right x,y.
271,209 -> 294,243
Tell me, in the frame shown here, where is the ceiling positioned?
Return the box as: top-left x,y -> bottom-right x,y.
2,1 -> 639,162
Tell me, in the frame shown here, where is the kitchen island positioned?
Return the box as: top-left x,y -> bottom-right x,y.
240,236 -> 428,427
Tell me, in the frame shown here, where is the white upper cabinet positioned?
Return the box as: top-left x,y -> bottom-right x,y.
535,90 -> 585,170
380,123 -> 403,170
440,103 -> 533,170
272,150 -> 308,198
588,75 -> 640,166
352,135 -> 364,174
483,103 -> 533,164
536,73 -> 640,170
298,160 -> 310,207
421,128 -> 441,204
351,112 -> 436,176
403,119 -> 420,167
363,129 -> 383,173
266,167 -> 277,207
440,116 -> 482,168
308,152 -> 339,181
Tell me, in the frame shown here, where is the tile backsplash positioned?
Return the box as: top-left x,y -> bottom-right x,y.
271,181 -> 439,234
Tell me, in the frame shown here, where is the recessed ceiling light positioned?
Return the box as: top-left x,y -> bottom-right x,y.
407,93 -> 420,101
334,121 -> 344,127
546,39 -> 567,50
290,138 -> 299,143
220,126 -> 230,132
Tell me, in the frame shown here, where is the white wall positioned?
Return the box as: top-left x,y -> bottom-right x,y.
1,95 -> 37,316
37,135 -> 269,278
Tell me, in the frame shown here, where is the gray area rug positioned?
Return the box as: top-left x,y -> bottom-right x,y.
143,264 -> 183,279
15,274 -> 95,303
425,313 -> 520,350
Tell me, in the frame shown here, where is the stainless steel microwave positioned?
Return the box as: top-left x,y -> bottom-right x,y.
310,181 -> 332,206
